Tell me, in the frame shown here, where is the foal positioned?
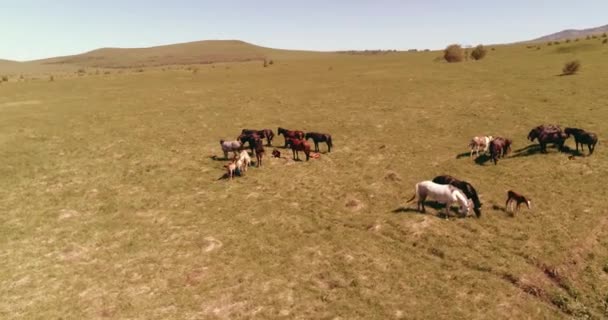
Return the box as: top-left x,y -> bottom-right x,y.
505,190 -> 531,214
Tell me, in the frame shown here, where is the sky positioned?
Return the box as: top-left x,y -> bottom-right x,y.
1,0 -> 607,61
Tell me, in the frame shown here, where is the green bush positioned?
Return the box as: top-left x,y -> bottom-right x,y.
443,44 -> 464,63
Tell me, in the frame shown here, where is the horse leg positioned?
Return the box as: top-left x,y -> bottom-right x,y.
444,201 -> 451,220
505,199 -> 510,213
223,150 -> 228,159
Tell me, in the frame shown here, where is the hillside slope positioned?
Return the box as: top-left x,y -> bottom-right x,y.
531,24 -> 608,42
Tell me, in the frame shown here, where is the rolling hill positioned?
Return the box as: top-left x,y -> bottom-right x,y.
34,40 -> 323,69
530,24 -> 608,42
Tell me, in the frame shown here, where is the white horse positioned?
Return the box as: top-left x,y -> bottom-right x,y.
236,150 -> 251,173
406,180 -> 472,219
220,140 -> 242,159
469,136 -> 493,157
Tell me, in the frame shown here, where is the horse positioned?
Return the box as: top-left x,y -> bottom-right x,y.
406,180 -> 472,219
242,128 -> 275,146
237,133 -> 263,155
565,127 -> 598,155
224,160 -> 237,180
305,132 -> 333,153
432,175 -> 482,218
286,138 -> 311,161
506,190 -> 531,214
468,136 -> 493,158
220,140 -> 242,159
278,127 -> 305,148
236,150 -> 251,173
254,138 -> 265,167
489,137 -> 512,165
528,124 -> 561,142
537,131 -> 568,153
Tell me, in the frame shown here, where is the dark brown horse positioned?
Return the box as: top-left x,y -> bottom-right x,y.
527,124 -> 561,142
254,138 -> 265,167
489,137 -> 512,165
286,138 -> 311,161
432,175 -> 481,218
237,133 -> 263,155
528,125 -> 567,153
278,127 -> 305,148
241,128 -> 275,146
565,127 -> 598,155
305,132 -> 333,153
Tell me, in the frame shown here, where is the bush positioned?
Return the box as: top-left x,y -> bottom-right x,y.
547,42 -> 553,46
603,33 -> 607,38
565,39 -> 571,43
591,35 -> 597,39
603,39 -> 608,44
1,75 -> 7,82
574,38 -> 579,42
470,45 -> 487,60
49,75 -> 54,82
268,60 -> 274,65
443,44 -> 464,63
263,59 -> 268,67
562,60 -> 581,75
554,41 -> 560,45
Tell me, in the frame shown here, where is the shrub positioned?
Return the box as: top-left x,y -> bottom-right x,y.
49,75 -> 54,82
268,60 -> 274,65
562,60 -> 581,75
602,32 -> 607,38
603,39 -> 608,44
547,42 -> 553,46
591,35 -> 597,39
263,59 -> 268,67
565,39 -> 571,43
554,41 -> 560,45
586,35 -> 591,40
443,44 -> 464,63
1,75 -> 7,82
470,44 -> 487,60
574,38 -> 579,42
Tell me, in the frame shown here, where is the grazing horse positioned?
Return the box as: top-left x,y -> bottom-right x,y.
468,136 -> 493,157
242,128 -> 275,146
565,127 -> 598,155
286,138 -> 311,161
220,140 -> 242,159
305,132 -> 333,153
406,180 -> 471,219
489,137 -> 512,165
278,127 -> 305,148
432,175 -> 482,218
506,190 -> 531,214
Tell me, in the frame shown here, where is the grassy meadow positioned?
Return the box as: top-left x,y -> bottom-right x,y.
1,39 -> 608,319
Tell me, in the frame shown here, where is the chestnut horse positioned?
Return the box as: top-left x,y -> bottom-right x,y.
565,127 -> 598,155
241,128 -> 275,146
305,132 -> 333,153
286,138 -> 311,161
432,175 -> 482,218
278,127 -> 305,148
489,137 -> 512,165
237,133 -> 262,155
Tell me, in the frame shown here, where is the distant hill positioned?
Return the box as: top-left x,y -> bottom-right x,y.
34,40 -> 320,69
530,24 -> 608,42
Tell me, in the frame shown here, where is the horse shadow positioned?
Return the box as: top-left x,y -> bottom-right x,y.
474,154 -> 492,165
393,201 -> 467,219
510,144 -> 581,159
455,152 -> 471,159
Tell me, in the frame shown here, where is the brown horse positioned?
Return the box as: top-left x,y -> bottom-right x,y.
278,127 -> 305,148
305,132 -> 333,153
237,133 -> 263,155
286,138 -> 311,161
565,127 -> 598,155
241,128 -> 275,146
489,137 -> 512,165
528,125 -> 567,153
254,137 -> 265,167
527,124 -> 561,142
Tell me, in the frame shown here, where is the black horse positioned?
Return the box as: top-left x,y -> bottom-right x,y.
241,129 -> 275,146
432,175 -> 482,218
565,127 -> 598,155
237,133 -> 264,155
304,132 -> 333,153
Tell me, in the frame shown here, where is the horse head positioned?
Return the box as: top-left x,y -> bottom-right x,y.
277,127 -> 285,136
528,128 -> 540,141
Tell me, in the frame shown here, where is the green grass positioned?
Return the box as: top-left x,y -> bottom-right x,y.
1,42 -> 608,319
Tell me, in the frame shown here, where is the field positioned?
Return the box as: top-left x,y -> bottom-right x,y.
1,39 -> 608,319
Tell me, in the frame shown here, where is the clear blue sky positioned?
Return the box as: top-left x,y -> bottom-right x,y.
1,0 -> 607,61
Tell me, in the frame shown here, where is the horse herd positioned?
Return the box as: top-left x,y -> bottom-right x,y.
468,124 -> 598,165
408,124 -> 598,219
217,123 -> 598,220
219,127 -> 333,179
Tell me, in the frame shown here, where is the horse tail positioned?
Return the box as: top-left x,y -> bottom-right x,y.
406,184 -> 418,203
